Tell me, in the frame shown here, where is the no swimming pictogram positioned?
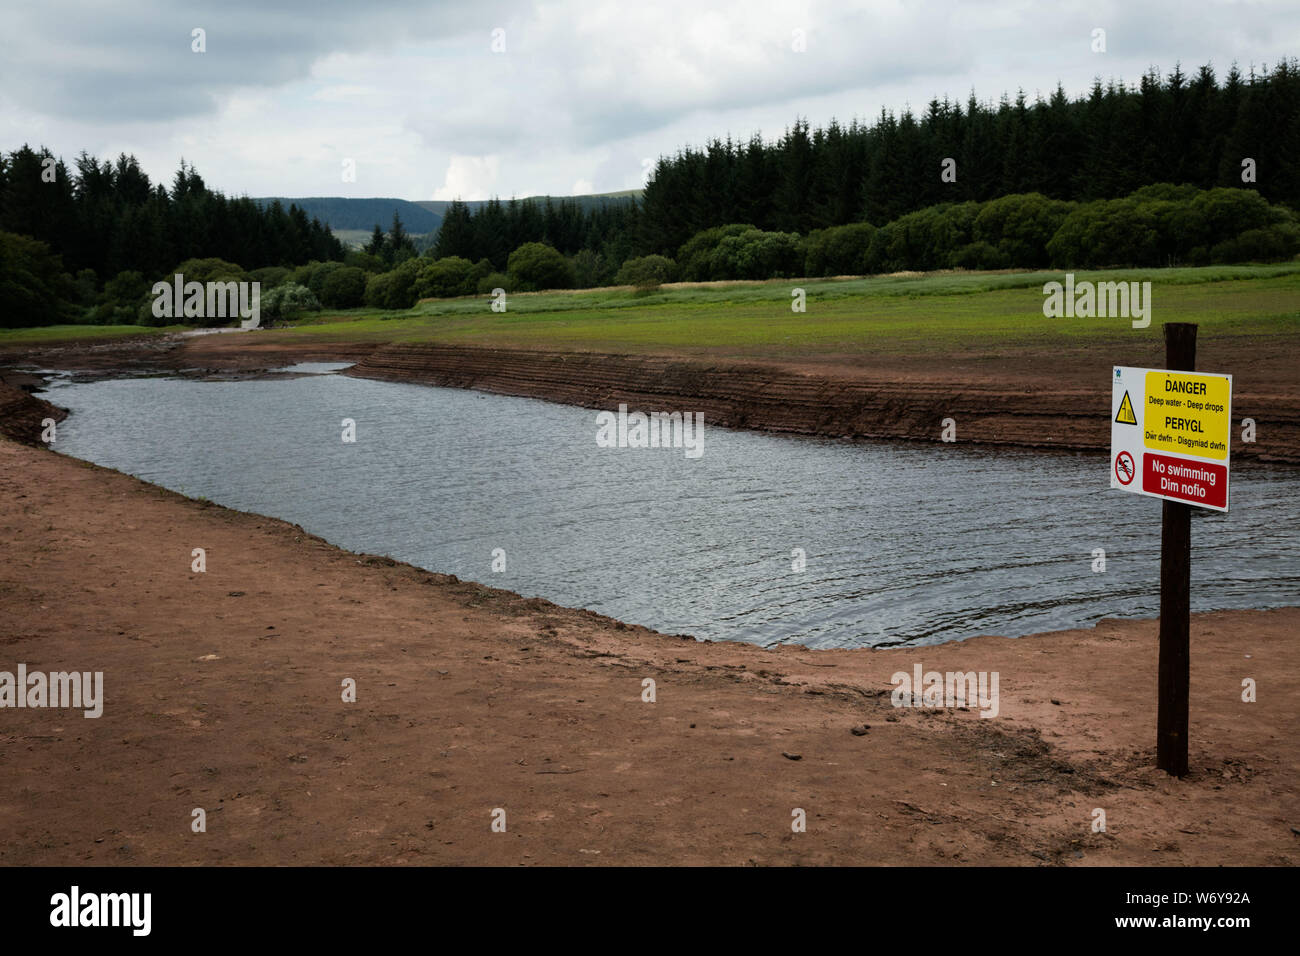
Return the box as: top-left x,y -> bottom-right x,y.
1114,450 -> 1135,485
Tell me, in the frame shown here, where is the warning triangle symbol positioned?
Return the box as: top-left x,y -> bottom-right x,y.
1115,390 -> 1138,425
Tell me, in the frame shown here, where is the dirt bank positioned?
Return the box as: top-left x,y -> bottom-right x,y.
343,341 -> 1300,464
1,437 -> 1295,866
5,331 -> 1296,463
0,382 -> 67,446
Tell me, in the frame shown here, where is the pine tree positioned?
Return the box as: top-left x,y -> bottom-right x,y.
364,223 -> 386,259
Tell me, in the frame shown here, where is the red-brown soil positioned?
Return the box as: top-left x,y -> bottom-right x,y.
1,435 -> 1295,866
0,383 -> 66,446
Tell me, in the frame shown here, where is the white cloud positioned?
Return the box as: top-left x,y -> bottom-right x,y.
432,155 -> 502,201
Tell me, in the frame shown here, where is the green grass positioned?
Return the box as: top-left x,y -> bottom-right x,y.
5,263 -> 1297,356
269,262 -> 1300,357
0,324 -> 185,346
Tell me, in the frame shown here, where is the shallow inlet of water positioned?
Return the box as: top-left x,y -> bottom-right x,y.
42,365 -> 1300,649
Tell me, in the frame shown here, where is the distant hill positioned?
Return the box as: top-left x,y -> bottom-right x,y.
413,190 -> 640,219
252,197 -> 442,236
253,190 -> 641,249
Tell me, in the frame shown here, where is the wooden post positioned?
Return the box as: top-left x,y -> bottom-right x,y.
1157,322 -> 1197,777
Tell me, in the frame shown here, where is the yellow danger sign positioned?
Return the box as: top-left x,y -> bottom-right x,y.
1143,371 -> 1231,461
1115,391 -> 1137,425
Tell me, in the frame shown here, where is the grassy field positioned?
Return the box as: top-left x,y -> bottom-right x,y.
5,264 -> 1298,357
332,228 -> 431,250
270,263 -> 1300,357
0,324 -> 187,347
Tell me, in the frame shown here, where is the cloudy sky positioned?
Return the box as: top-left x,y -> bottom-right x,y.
1,0 -> 1294,201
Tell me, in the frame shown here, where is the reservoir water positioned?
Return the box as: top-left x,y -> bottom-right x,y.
42,366 -> 1300,649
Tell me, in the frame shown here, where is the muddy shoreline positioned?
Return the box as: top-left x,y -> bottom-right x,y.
4,332 -> 1297,463
0,382 -> 67,446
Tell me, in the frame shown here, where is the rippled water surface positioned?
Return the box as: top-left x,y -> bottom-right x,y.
45,369 -> 1300,649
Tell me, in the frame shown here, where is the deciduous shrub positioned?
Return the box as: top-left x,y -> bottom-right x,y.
506,242 -> 575,291
260,282 -> 321,321
803,223 -> 876,276
476,271 -> 511,295
676,224 -> 757,281
0,231 -> 79,328
415,256 -> 477,299
319,265 -> 367,307
362,258 -> 422,309
248,266 -> 291,290
615,254 -> 676,289
863,203 -> 978,273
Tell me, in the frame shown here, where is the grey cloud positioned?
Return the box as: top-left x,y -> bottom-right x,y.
0,0 -> 515,121
5,0 -> 1297,199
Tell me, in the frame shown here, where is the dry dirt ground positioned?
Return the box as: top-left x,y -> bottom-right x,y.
1,437 -> 1295,866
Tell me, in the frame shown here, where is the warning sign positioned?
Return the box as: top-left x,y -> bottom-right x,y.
1111,366 -> 1232,512
1141,370 -> 1230,460
1115,391 -> 1137,425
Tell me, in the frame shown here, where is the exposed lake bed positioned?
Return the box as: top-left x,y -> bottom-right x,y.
3,347 -> 1296,867
1,431 -> 1294,866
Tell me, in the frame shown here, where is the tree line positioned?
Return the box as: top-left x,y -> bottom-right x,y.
430,196 -> 641,284
0,145 -> 345,325
0,147 -> 344,279
639,60 -> 1299,254
0,145 -> 343,326
340,181 -> 1297,315
652,184 -> 1298,284
414,60 -> 1296,275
